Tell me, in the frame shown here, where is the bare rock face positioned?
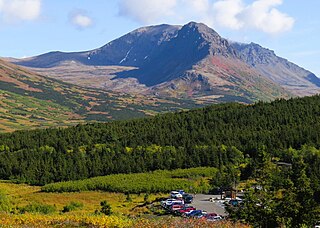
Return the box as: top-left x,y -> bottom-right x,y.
14,22 -> 320,103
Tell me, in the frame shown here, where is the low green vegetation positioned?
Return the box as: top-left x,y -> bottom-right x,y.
41,167 -> 217,193
62,201 -> 83,213
99,200 -> 112,215
19,203 -> 56,215
0,191 -> 12,212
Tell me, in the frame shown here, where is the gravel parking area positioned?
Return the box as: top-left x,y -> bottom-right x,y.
190,194 -> 227,216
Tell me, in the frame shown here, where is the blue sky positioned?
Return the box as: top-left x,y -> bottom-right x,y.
0,0 -> 319,76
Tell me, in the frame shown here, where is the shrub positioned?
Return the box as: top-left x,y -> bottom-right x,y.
19,203 -> 56,214
125,193 -> 132,202
100,200 -> 112,215
144,193 -> 150,203
62,201 -> 83,213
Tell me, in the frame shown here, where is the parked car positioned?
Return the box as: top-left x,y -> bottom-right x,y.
170,191 -> 183,199
185,210 -> 206,217
161,199 -> 184,208
170,191 -> 179,198
227,198 -> 243,206
206,215 -> 223,222
177,206 -> 196,215
315,221 -> 320,228
170,204 -> 184,211
182,193 -> 193,203
204,213 -> 218,217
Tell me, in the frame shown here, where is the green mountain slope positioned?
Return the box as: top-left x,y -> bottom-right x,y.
0,59 -> 206,132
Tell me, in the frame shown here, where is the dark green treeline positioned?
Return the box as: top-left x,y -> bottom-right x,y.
1,95 -> 320,185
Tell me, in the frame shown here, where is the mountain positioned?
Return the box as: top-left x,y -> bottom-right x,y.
14,22 -> 320,102
0,59 -> 204,132
16,24 -> 181,68
232,42 -> 320,96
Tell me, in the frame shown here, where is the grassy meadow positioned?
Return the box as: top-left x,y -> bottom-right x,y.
0,180 -> 249,227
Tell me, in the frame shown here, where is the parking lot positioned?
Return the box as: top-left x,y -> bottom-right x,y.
160,190 -> 229,221
190,194 -> 227,216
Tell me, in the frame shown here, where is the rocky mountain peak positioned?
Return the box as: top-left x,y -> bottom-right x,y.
176,22 -> 234,57
232,42 -> 278,65
180,22 -> 220,41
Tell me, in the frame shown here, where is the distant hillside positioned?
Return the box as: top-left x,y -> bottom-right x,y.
14,22 -> 320,102
0,59 -> 205,132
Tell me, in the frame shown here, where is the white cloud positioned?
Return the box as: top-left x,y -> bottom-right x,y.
72,14 -> 93,28
212,0 -> 244,30
237,0 -> 295,34
183,0 -> 210,13
0,0 -> 41,22
118,0 -> 177,24
118,0 -> 294,34
70,11 -> 93,29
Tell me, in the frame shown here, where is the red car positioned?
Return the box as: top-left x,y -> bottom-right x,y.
177,206 -> 196,214
170,204 -> 184,211
204,213 -> 218,217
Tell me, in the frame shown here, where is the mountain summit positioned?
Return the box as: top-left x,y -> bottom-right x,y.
14,22 -> 320,103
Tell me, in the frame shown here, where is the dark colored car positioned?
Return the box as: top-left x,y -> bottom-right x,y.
185,210 -> 204,217
182,193 -> 194,204
228,199 -> 242,206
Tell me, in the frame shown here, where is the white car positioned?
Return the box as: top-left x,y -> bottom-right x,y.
170,191 -> 183,198
207,215 -> 223,222
161,199 -> 184,207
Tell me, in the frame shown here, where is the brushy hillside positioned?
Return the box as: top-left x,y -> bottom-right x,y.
0,59 -> 206,132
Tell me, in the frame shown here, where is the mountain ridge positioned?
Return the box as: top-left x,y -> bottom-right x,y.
13,21 -> 320,102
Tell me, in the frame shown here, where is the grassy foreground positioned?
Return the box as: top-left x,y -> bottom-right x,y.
0,181 -> 164,215
0,213 -> 249,227
0,180 -> 250,227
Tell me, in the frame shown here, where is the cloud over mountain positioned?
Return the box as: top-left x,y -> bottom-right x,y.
118,0 -> 294,34
118,0 -> 177,24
